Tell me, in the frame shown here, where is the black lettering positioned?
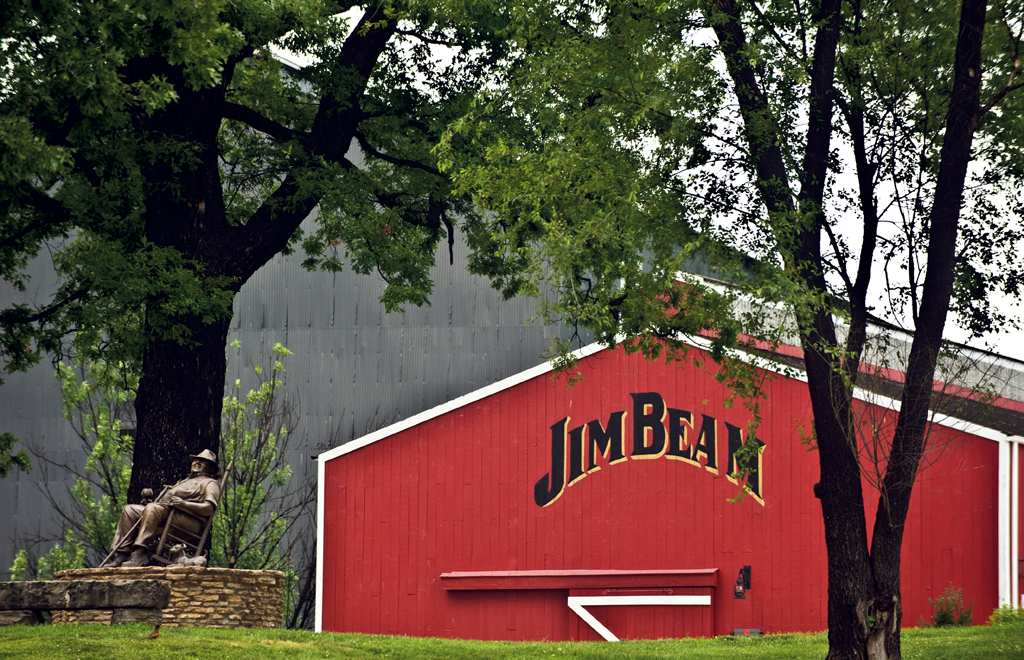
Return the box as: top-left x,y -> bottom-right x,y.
567,424 -> 587,486
535,417 -> 568,507
692,414 -> 718,473
631,392 -> 667,459
666,408 -> 695,461
725,422 -> 766,502
587,412 -> 627,470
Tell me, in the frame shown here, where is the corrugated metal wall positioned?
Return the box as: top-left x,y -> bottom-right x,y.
0,221 -> 565,578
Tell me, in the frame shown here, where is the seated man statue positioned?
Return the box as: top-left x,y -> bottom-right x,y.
102,449 -> 222,568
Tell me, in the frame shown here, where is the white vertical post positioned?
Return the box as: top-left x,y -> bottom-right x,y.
999,437 -> 1011,607
315,455 -> 326,633
1013,439 -> 1020,609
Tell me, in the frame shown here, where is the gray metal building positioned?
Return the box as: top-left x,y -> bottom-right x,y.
0,223 -> 564,579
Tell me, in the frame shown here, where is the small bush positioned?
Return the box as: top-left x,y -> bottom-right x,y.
990,605 -> 1024,626
929,583 -> 973,627
8,530 -> 85,581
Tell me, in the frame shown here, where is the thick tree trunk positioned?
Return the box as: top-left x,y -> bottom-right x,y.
710,0 -> 988,656
865,2 -> 987,657
130,313 -> 231,500
124,10 -> 398,502
818,0 -> 987,657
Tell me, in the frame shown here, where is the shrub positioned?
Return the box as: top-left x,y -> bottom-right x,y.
8,530 -> 85,581
990,605 -> 1024,626
929,583 -> 974,627
213,342 -> 314,627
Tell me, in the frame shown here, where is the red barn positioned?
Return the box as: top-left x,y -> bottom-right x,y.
315,340 -> 1024,640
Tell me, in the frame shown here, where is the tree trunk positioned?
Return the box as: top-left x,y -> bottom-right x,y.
124,10 -> 398,502
709,0 -> 988,656
129,313 -> 231,501
817,0 -> 987,657
864,1 -> 987,657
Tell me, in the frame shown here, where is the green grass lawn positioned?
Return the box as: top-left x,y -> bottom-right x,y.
0,624 -> 1022,659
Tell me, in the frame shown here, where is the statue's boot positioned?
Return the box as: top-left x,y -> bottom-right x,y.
101,551 -> 130,568
123,547 -> 151,568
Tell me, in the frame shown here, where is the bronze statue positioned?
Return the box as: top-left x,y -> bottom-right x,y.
101,449 -> 222,568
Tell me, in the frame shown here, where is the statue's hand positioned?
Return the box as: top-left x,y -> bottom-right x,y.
170,495 -> 187,507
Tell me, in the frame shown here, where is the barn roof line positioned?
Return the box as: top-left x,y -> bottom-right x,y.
318,334 -> 1024,466
316,340 -> 607,464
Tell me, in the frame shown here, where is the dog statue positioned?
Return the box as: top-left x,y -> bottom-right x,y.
167,543 -> 208,567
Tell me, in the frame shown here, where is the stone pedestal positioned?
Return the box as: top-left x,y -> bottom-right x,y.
52,567 -> 284,628
0,579 -> 170,626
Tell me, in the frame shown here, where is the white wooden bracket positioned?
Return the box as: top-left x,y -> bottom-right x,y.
567,595 -> 712,642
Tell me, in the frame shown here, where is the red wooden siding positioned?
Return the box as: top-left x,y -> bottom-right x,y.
320,346 -> 1004,640
1020,447 -> 1024,607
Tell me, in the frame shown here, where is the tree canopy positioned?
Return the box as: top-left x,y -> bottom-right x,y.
440,0 -> 1024,657
0,1 -> 519,493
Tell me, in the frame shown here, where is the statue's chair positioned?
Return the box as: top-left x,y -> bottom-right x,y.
149,461 -> 233,566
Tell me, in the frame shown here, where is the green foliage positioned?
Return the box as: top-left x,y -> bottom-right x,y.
0,431 -> 31,478
0,0 -> 245,381
990,605 -> 1024,627
7,351 -> 134,575
213,342 -> 292,571
0,0 -> 521,386
928,583 -> 974,627
441,0 -> 1024,358
36,530 -> 87,580
8,549 -> 28,581
213,342 -> 314,626
8,529 -> 86,581
0,0 -> 533,510
54,356 -> 136,561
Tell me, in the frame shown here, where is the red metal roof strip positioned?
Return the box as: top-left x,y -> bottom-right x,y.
439,569 -> 719,590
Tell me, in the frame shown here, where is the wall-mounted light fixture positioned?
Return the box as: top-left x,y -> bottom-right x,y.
734,565 -> 751,599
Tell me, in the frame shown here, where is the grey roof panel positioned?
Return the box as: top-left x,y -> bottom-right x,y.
0,224 -> 556,578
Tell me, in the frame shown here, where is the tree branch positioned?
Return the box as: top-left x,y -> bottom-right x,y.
872,0 -> 989,581
0,186 -> 70,251
394,28 -> 461,48
979,79 -> 1023,116
743,0 -> 806,67
709,0 -> 796,223
355,130 -> 443,176
222,102 -> 304,143
223,10 -> 398,280
1,288 -> 88,325
8,185 -> 73,243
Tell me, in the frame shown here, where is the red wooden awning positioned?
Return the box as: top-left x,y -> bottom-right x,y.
439,568 -> 718,591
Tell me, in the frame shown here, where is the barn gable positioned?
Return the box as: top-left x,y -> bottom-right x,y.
316,339 -> 1024,640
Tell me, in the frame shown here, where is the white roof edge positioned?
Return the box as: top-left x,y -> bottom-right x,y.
320,335 -> 1023,465
317,341 -> 608,463
686,334 -> 1023,443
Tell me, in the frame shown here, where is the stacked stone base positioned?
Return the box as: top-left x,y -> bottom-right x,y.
53,567 -> 283,628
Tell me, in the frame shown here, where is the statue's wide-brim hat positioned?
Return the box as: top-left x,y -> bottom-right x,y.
189,449 -> 219,473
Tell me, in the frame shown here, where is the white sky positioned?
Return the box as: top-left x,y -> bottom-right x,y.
266,6 -> 1024,364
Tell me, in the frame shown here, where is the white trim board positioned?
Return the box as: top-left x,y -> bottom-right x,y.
318,335 -> 1021,467
682,334 -> 1023,445
568,595 -> 712,642
316,341 -> 607,464
315,446 -> 326,632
